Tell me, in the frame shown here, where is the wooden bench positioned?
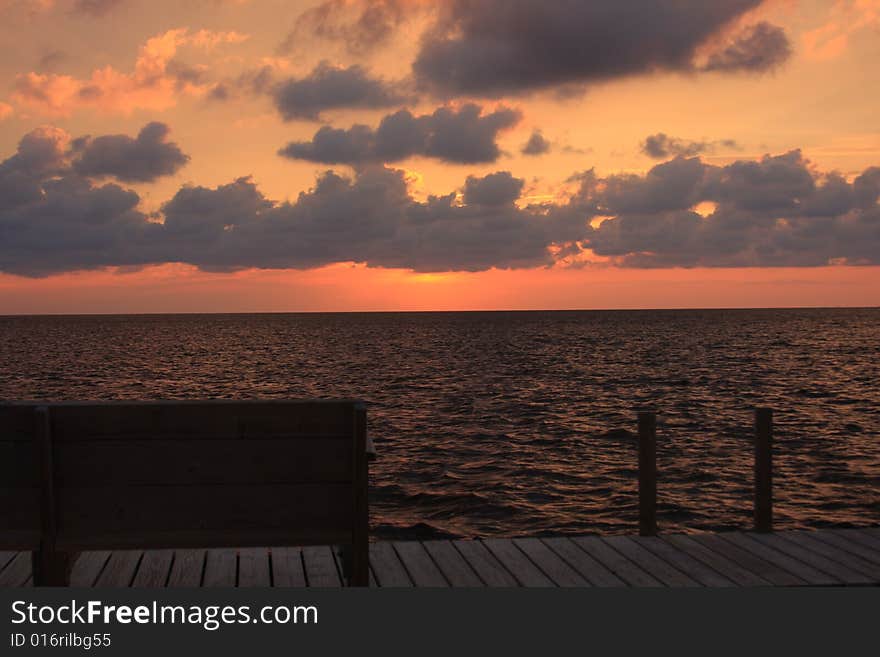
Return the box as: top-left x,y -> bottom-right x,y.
0,400 -> 372,586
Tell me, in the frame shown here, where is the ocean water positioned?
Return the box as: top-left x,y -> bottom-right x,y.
1,308 -> 878,539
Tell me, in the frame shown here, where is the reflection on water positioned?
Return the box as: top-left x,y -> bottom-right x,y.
1,308 -> 878,539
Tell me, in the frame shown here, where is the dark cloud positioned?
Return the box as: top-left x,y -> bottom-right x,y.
279,0 -> 410,56
2,127 -> 879,277
71,122 -> 190,183
585,151 -> 880,267
71,0 -> 125,16
463,171 -> 524,206
701,22 -> 791,73
273,62 -> 409,121
521,130 -> 551,156
279,104 -> 522,164
642,133 -> 739,159
412,1 -> 790,96
36,50 -> 67,72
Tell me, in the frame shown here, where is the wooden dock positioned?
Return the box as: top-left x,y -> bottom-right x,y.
2,527 -> 879,587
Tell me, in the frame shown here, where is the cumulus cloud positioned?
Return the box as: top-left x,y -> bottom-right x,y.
70,122 -> 189,183
463,171 -> 524,206
272,62 -> 409,121
0,103 -> 13,121
11,28 -> 248,115
642,133 -> 739,159
279,103 -> 522,164
700,21 -> 792,73
411,1 -> 790,96
2,126 -> 879,276
584,151 -> 880,267
521,130 -> 551,156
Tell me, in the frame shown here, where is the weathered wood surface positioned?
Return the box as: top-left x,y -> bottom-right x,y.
3,528 -> 878,588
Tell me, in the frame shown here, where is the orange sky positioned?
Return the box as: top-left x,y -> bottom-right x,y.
0,0 -> 878,313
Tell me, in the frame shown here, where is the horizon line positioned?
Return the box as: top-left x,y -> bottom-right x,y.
1,304 -> 878,318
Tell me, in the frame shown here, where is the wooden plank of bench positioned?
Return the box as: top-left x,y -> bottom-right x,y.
572,536 -> 662,587
46,401 -> 357,440
238,548 -> 271,587
422,540 -> 484,587
718,533 -> 834,585
512,538 -> 589,587
70,551 -> 112,587
482,539 -> 554,587
369,542 -> 413,587
689,534 -> 802,586
393,541 -> 448,587
603,536 -> 699,587
663,535 -> 769,587
56,484 -> 352,546
748,533 -> 873,585
302,546 -> 342,587
541,537 -> 625,587
0,553 -> 32,587
95,551 -> 143,587
131,550 -> 174,588
272,548 -> 306,587
203,549 -> 237,588
55,438 -> 353,486
809,530 -> 880,567
167,549 -> 206,587
635,536 -> 735,587
451,540 -> 518,587
0,487 -> 40,546
770,532 -> 880,582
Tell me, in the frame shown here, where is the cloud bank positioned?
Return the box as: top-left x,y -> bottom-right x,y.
1,125 -> 878,277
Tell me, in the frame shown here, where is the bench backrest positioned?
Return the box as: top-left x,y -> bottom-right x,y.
0,400 -> 368,552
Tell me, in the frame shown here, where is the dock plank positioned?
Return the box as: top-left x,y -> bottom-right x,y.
238,548 -> 271,587
394,541 -> 449,587
572,536 -> 662,587
483,539 -> 554,587
808,530 -> 880,567
0,552 -> 32,587
167,549 -> 205,587
272,547 -> 306,587
838,529 -> 880,553
602,536 -> 699,587
131,550 -> 173,588
3,528 -> 877,589
689,534 -> 802,586
718,533 -> 835,586
451,540 -> 519,587
422,540 -> 483,587
541,537 -> 624,587
635,536 -> 735,587
750,533 -> 873,585
203,549 -> 237,588
302,545 -> 342,587
369,542 -> 412,587
662,535 -> 769,587
786,532 -> 880,580
95,550 -> 142,587
512,538 -> 589,587
70,551 -> 112,587
0,551 -> 17,573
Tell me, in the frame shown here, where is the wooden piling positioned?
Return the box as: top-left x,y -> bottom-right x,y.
754,408 -> 773,533
637,411 -> 657,537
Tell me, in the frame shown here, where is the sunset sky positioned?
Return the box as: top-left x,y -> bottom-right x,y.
0,0 -> 878,313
